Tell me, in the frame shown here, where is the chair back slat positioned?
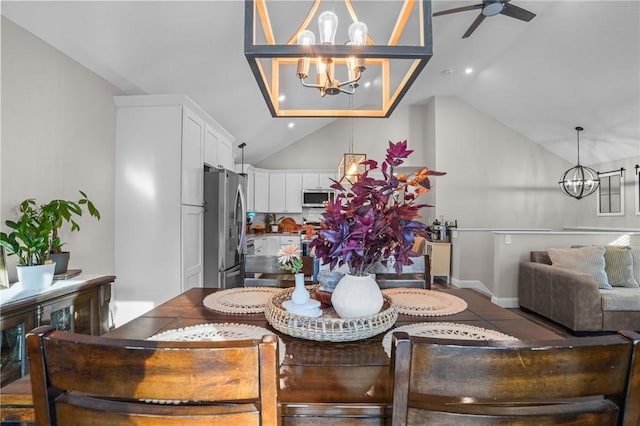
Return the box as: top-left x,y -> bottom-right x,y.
27,326 -> 280,426
391,331 -> 640,426
372,256 -> 429,289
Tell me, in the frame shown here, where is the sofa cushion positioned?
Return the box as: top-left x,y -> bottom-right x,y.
600,288 -> 640,311
548,246 -> 611,290
630,246 -> 640,284
604,246 -> 639,288
530,251 -> 552,265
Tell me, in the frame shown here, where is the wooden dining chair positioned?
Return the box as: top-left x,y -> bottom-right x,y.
26,325 -> 280,426
244,254 -> 315,287
371,255 -> 430,289
390,330 -> 640,426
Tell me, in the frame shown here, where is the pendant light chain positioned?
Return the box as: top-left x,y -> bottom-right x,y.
575,126 -> 583,166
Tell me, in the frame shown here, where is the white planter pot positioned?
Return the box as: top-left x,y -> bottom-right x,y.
331,273 -> 384,318
17,263 -> 56,290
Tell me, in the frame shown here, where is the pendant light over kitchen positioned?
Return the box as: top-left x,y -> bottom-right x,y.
338,96 -> 366,183
558,126 -> 600,199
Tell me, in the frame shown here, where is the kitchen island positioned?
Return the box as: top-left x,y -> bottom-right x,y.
0,287 -> 562,424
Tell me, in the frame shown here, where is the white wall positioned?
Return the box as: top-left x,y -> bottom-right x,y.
255,106 -> 414,170
567,156 -> 640,230
432,96 -> 582,230
1,17 -> 120,281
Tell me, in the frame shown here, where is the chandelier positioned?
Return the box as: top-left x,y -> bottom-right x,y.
558,126 -> 600,200
296,11 -> 367,97
244,0 -> 433,118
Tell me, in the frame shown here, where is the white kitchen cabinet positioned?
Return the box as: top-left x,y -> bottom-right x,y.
254,236 -> 267,255
280,235 -> 301,250
254,170 -> 269,212
181,205 -> 203,292
217,137 -> 233,170
113,95 -> 234,327
181,106 -> 204,206
266,236 -> 280,256
204,123 -> 234,170
303,171 -> 335,189
253,235 -> 301,256
269,173 -> 286,212
285,173 -> 302,213
269,172 -> 302,213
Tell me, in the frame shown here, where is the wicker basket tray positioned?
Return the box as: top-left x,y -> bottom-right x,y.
265,286 -> 398,342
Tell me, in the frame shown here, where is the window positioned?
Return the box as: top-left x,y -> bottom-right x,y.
597,169 -> 624,216
635,164 -> 640,216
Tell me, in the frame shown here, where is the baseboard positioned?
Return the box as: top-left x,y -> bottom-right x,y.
491,296 -> 519,308
450,278 -> 519,308
450,278 -> 492,297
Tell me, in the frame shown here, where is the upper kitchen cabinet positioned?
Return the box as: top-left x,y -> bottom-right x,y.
302,171 -> 336,189
254,169 -> 269,212
204,123 -> 234,171
269,172 -> 302,213
285,173 -> 303,212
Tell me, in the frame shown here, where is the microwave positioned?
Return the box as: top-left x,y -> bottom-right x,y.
302,189 -> 334,208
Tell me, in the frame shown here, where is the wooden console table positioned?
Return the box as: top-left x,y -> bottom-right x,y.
0,275 -> 115,388
0,287 -> 561,425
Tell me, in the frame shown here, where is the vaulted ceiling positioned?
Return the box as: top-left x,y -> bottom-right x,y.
2,1 -> 639,165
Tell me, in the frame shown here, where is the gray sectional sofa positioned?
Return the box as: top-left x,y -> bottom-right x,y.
518,247 -> 640,333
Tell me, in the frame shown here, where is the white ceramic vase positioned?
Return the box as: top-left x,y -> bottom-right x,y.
291,273 -> 310,304
331,273 -> 384,318
17,263 -> 56,290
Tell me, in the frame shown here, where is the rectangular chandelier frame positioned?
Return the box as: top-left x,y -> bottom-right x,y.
244,0 -> 433,118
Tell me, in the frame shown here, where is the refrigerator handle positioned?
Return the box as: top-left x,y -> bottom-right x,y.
236,183 -> 247,256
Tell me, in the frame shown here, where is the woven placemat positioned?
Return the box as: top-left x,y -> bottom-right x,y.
203,287 -> 281,314
381,322 -> 519,357
148,322 -> 286,365
382,288 -> 468,316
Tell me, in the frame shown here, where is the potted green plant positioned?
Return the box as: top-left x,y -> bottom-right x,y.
39,191 -> 101,274
0,199 -> 55,289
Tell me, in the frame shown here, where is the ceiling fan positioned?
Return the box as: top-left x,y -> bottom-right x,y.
434,0 -> 536,39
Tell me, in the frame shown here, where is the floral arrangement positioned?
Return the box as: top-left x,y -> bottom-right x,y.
309,140 -> 445,276
277,244 -> 303,274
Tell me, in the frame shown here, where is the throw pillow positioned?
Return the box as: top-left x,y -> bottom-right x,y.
604,246 -> 639,288
548,246 -> 611,289
630,246 -> 640,285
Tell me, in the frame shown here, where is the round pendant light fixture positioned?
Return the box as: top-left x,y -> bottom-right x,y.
558,126 -> 600,200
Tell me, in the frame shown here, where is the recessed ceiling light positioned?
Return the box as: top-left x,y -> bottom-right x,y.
278,94 -> 286,102
287,122 -> 295,129
464,67 -> 473,75
363,81 -> 371,88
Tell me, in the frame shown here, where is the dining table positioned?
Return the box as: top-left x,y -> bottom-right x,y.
0,286 -> 563,425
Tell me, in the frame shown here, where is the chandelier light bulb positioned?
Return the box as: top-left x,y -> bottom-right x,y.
297,30 -> 316,46
348,21 -> 368,45
318,11 -> 338,44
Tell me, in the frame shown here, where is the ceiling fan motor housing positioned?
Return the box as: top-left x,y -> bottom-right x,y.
482,1 -> 506,17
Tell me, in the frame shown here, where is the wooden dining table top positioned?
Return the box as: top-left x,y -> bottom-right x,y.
0,287 -> 564,425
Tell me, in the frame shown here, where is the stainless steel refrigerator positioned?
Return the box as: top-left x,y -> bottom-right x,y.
203,168 -> 247,288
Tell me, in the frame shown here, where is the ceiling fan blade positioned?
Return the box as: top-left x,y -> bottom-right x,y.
462,13 -> 486,38
433,3 -> 482,17
500,3 -> 536,21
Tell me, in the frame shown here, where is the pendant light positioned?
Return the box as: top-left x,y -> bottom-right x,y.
338,96 -> 366,183
558,126 -> 600,199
